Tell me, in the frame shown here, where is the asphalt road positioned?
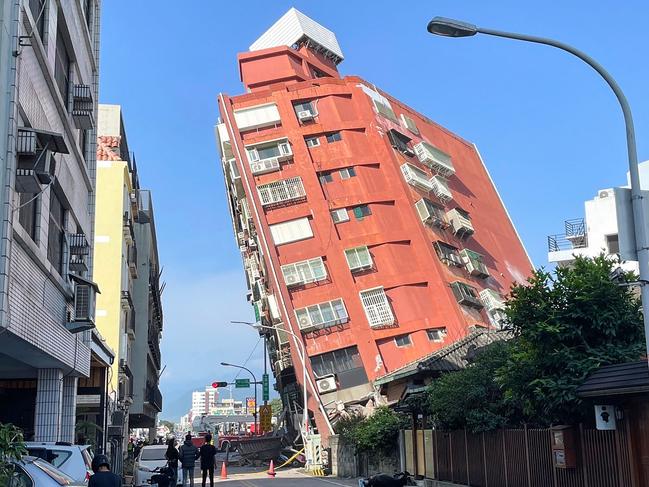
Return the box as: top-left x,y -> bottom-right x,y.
183,466 -> 360,486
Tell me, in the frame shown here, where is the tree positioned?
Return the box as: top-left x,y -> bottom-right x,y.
0,423 -> 27,485
499,255 -> 645,426
335,407 -> 408,454
159,420 -> 175,433
427,341 -> 512,433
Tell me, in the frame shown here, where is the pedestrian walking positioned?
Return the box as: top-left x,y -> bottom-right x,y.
165,437 -> 179,484
88,454 -> 120,487
199,434 -> 217,487
179,433 -> 199,487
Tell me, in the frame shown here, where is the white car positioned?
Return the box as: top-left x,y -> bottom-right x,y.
10,456 -> 85,486
134,445 -> 182,486
24,442 -> 93,484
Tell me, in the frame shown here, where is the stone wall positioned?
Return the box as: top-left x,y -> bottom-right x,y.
329,434 -> 399,478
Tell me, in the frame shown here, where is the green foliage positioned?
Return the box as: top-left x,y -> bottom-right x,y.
335,407 -> 407,454
269,398 -> 283,416
427,341 -> 512,433
499,255 -> 645,426
0,423 -> 27,485
159,420 -> 175,433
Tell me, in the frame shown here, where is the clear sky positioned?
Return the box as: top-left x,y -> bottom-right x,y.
99,0 -> 649,420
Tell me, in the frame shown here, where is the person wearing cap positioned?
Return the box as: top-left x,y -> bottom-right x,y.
88,454 -> 121,487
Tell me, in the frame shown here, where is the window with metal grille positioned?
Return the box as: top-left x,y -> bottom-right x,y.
450,281 -> 483,309
394,335 -> 412,347
339,167 -> 356,179
281,257 -> 326,287
344,246 -> 372,272
331,208 -> 349,223
257,177 -> 306,206
295,298 -> 348,330
47,189 -> 65,275
55,27 -> 71,107
326,132 -> 342,143
353,205 -> 371,219
434,241 -> 462,266
427,328 -> 447,342
359,287 -> 395,328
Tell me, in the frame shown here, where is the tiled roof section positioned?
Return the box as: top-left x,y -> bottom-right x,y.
97,135 -> 122,161
373,329 -> 510,386
577,360 -> 649,398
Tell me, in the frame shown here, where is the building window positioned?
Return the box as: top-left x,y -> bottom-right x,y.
427,328 -> 447,342
310,346 -> 368,389
257,177 -> 306,206
295,298 -> 348,331
54,27 -> 71,107
29,0 -> 46,40
234,103 -> 281,131
372,98 -> 397,122
47,190 -> 65,275
395,335 -> 412,348
306,136 -> 320,148
352,205 -> 371,220
434,241 -> 462,267
18,193 -> 38,241
360,287 -> 395,328
415,198 -> 447,227
269,217 -> 313,245
294,101 -> 317,121
326,132 -> 342,143
344,246 -> 372,272
331,208 -> 349,223
450,281 -> 483,309
84,0 -> 93,33
281,257 -> 327,287
339,167 -> 356,179
606,234 -> 620,255
319,172 -> 333,184
400,114 -> 419,134
387,129 -> 414,156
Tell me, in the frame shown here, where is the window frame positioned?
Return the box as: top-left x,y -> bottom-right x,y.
319,172 -> 333,184
353,204 -> 371,220
47,189 -> 66,276
269,217 -> 313,245
434,241 -> 462,267
18,192 -> 39,242
394,335 -> 412,348
344,246 -> 373,272
54,26 -> 71,108
281,257 -> 327,287
339,167 -> 356,180
331,208 -> 349,223
326,132 -> 342,143
305,136 -> 320,148
295,298 -> 349,331
426,328 -> 447,343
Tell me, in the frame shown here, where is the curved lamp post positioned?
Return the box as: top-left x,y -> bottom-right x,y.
427,16 -> 649,363
231,321 -> 310,436
220,361 -> 258,434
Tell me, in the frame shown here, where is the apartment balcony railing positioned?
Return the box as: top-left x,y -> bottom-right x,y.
246,139 -> 292,175
72,84 -> 94,130
148,327 -> 161,369
548,219 -> 588,252
257,177 -> 306,207
401,163 -> 434,192
430,175 -> 453,204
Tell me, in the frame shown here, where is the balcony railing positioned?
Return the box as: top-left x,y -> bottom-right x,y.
146,382 -> 163,412
123,212 -> 135,244
430,175 -> 453,203
548,219 -> 588,252
257,177 -> 306,206
148,327 -> 161,369
401,163 -> 434,192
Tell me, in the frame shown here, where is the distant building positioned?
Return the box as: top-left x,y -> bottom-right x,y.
191,386 -> 219,417
548,161 -> 649,271
215,8 -> 531,440
212,398 -> 244,416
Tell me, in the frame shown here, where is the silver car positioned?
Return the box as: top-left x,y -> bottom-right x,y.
9,456 -> 85,486
25,441 -> 94,483
134,445 -> 182,486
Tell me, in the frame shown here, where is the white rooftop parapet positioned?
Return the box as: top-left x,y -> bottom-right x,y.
249,7 -> 344,64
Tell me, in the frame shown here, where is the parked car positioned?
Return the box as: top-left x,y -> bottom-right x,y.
25,441 -> 93,483
9,455 -> 85,486
134,445 -> 182,486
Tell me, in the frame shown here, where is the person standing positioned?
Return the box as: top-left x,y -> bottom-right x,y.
199,434 -> 217,487
88,455 -> 121,487
165,437 -> 179,484
179,434 -> 199,486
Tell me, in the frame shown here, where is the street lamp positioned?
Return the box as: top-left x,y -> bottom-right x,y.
426,17 -> 649,365
220,361 -> 258,435
231,321 -> 310,436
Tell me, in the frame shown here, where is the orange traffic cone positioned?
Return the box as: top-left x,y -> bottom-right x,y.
267,459 -> 276,478
220,461 -> 227,479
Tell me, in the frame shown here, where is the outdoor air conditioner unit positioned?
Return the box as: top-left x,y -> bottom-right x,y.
298,316 -> 311,329
285,274 -> 300,286
66,275 -> 98,333
316,375 -> 337,394
297,110 -> 314,122
598,190 -> 610,199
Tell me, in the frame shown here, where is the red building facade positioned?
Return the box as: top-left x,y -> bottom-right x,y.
216,9 -> 531,440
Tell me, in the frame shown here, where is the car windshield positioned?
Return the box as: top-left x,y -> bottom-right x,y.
140,448 -> 166,461
31,458 -> 75,485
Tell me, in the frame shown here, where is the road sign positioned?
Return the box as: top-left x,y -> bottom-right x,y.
235,378 -> 250,388
262,374 -> 269,401
259,405 -> 272,433
246,397 -> 256,415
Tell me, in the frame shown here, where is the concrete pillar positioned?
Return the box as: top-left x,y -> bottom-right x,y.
34,368 -> 63,441
61,376 -> 78,443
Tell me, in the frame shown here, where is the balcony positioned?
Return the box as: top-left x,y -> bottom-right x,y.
121,289 -> 133,310
72,84 -> 94,130
401,163 -> 434,192
246,139 -> 292,175
148,327 -> 161,369
127,244 -> 138,279
548,218 -> 589,264
257,177 -> 306,207
146,382 -> 163,412
460,249 -> 489,278
430,175 -> 453,203
123,212 -> 135,245
68,233 -> 89,272
413,141 -> 455,177
447,208 -> 474,239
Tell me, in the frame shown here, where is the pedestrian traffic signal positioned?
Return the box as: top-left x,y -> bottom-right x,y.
211,381 -> 228,388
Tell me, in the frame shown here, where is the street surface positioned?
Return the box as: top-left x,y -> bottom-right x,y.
184,466 -> 360,485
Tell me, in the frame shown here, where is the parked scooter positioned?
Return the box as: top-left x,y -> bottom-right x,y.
148,464 -> 175,487
358,471 -> 416,487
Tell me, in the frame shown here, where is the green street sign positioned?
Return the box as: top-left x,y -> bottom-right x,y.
262,374 -> 269,401
235,378 -> 250,388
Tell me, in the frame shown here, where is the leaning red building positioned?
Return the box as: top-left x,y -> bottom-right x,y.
215,8 -> 531,441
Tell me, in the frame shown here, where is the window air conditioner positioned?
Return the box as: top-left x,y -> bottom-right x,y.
298,316 -> 311,329
297,110 -> 314,122
316,376 -> 337,394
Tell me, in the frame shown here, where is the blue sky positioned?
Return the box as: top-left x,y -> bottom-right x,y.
99,0 -> 649,420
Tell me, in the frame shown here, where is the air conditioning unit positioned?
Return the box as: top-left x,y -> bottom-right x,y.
237,231 -> 246,242
248,238 -> 257,249
316,376 -> 337,394
285,274 -> 300,286
415,199 -> 431,223
297,110 -> 314,122
72,276 -> 98,323
598,190 -> 610,199
298,316 -> 311,329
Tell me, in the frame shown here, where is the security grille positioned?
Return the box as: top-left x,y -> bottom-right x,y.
295,298 -> 348,331
414,141 -> 455,177
430,175 -> 453,203
281,257 -> 326,287
359,287 -> 394,328
479,288 -> 504,311
258,177 -> 306,206
401,163 -> 434,192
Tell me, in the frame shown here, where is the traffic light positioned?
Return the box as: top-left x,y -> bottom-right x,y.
211,381 -> 228,388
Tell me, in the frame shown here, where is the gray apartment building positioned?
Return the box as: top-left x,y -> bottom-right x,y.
0,0 -> 103,443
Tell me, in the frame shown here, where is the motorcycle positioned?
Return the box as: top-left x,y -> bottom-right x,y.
147,464 -> 175,487
358,471 -> 416,487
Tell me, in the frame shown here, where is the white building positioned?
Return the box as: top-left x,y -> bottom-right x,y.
191,386 -> 219,417
548,161 -> 649,272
